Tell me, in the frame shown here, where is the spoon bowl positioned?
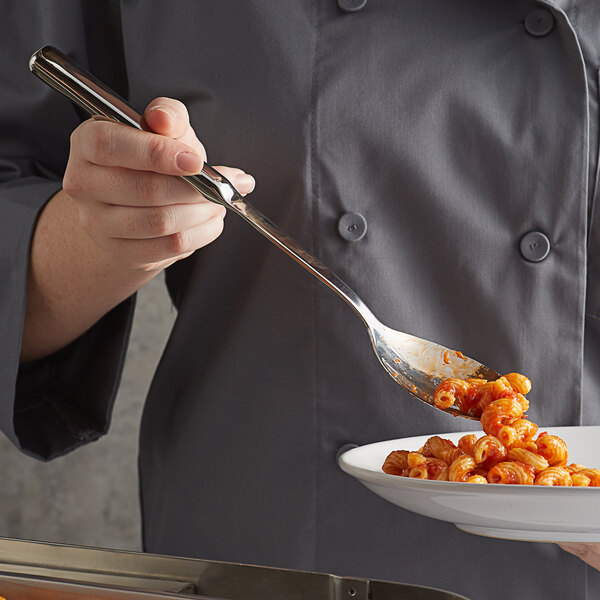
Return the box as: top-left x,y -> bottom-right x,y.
369,324 -> 500,419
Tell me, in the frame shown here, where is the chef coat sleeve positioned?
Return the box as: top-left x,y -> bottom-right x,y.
0,2 -> 136,461
0,178 -> 137,461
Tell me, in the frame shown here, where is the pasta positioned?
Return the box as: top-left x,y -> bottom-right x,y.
487,461 -> 535,485
382,372 -> 599,486
534,467 -> 572,486
577,469 -> 600,486
472,435 -> 506,469
382,450 -> 409,476
448,455 -> 477,482
536,433 -> 568,467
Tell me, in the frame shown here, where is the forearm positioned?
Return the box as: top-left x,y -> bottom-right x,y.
21,189 -> 158,362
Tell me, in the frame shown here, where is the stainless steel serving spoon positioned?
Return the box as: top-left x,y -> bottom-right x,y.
30,45 -> 500,419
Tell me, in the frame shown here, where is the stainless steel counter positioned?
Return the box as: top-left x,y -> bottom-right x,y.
0,538 -> 469,600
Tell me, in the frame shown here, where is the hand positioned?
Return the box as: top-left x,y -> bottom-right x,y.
558,543 -> 600,571
22,97 -> 254,362
63,96 -> 255,273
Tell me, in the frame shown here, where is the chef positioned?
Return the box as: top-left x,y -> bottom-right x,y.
1,1 -> 599,598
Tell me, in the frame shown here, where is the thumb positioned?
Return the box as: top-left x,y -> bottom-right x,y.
143,97 -> 190,139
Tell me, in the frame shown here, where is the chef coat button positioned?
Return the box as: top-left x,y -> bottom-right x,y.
336,443 -> 359,463
524,8 -> 555,37
519,231 -> 551,262
337,0 -> 367,13
338,212 -> 367,242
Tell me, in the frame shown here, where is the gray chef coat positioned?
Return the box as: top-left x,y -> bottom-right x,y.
2,1 -> 600,598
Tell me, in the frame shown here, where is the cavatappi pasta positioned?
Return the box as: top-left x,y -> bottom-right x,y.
382,373 -> 598,486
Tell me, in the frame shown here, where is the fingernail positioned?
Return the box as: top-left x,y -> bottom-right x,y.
149,105 -> 176,121
176,152 -> 202,173
236,173 -> 255,191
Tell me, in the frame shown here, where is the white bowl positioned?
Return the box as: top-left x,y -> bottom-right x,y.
338,426 -> 600,542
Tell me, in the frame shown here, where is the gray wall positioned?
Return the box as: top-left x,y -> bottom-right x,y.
0,275 -> 175,550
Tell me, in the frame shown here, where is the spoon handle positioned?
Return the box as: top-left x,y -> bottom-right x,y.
29,46 -> 378,328
230,199 -> 377,326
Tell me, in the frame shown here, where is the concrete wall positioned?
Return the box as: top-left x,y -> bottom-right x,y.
0,275 -> 175,550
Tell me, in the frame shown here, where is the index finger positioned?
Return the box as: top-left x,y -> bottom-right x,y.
72,119 -> 203,175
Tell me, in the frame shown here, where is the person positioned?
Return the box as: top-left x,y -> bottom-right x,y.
1,1 -> 600,598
